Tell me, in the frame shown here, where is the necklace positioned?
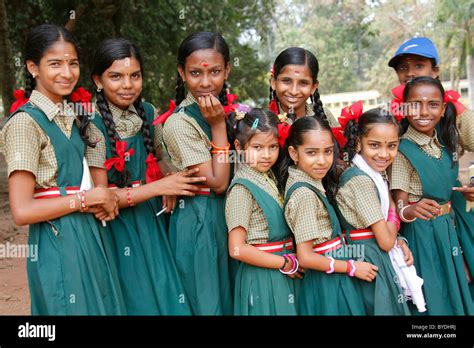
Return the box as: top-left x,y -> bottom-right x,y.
264,171 -> 284,205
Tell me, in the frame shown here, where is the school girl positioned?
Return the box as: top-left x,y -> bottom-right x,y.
335,105 -> 412,315
161,32 -> 235,315
281,115 -> 375,315
389,37 -> 474,298
269,47 -> 339,127
0,24 -> 125,315
85,38 -> 204,315
390,76 -> 474,315
225,108 -> 301,315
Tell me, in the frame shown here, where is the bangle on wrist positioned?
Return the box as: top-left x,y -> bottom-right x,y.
126,187 -> 135,207
211,142 -> 230,152
325,256 -> 335,274
399,205 -> 417,223
397,234 -> 409,247
280,255 -> 288,270
75,192 -> 83,212
347,259 -> 356,277
80,190 -> 88,212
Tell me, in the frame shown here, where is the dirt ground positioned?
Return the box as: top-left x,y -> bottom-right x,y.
0,145 -> 473,316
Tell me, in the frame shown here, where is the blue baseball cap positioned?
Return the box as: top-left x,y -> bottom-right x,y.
388,37 -> 439,68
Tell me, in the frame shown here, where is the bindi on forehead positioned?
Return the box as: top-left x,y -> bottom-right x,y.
293,70 -> 300,75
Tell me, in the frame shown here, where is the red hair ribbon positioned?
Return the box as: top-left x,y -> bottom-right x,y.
145,153 -> 163,183
104,140 -> 134,173
153,100 -> 177,125
331,127 -> 347,149
338,100 -> 364,129
444,90 -> 466,115
71,87 -> 93,113
390,84 -> 405,122
270,65 -> 275,77
223,90 -> 238,115
268,99 -> 279,115
10,89 -> 29,113
277,122 -> 291,148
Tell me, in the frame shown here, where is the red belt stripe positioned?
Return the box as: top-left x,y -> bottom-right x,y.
254,238 -> 294,253
33,186 -> 81,199
312,236 -> 345,254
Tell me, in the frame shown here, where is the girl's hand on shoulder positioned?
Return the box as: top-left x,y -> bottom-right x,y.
198,94 -> 225,126
354,261 -> 378,282
154,167 -> 207,197
397,239 -> 414,266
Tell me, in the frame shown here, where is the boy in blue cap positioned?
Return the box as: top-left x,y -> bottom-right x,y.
389,37 -> 474,302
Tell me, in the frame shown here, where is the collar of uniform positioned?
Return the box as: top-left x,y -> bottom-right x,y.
288,165 -> 325,193
237,164 -> 276,187
29,90 -> 63,121
404,125 -> 443,148
182,92 -> 198,107
108,102 -> 138,120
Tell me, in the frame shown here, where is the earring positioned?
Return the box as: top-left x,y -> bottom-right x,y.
32,73 -> 36,78
96,87 -> 102,92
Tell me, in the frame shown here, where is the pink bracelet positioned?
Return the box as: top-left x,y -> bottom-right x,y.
325,256 -> 335,274
287,254 -> 299,274
347,259 -> 356,277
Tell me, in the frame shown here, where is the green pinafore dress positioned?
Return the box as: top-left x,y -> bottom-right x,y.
398,139 -> 474,315
451,182 -> 474,298
337,167 -> 410,315
230,178 -> 297,315
166,103 -> 233,315
285,182 -> 366,315
91,102 -> 191,315
15,104 -> 125,315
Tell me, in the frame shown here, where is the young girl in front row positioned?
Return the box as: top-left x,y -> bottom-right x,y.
0,24 -> 124,315
162,32 -> 234,315
226,108 -> 301,315
336,106 -> 412,315
390,76 -> 474,315
281,116 -> 377,315
86,38 -> 201,315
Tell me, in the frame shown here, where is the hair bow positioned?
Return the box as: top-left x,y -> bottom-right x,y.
145,153 -> 163,183
104,140 -> 134,173
338,100 -> 363,129
390,83 -> 405,122
444,90 -> 466,115
71,87 -> 93,113
268,99 -> 279,115
223,89 -> 238,114
331,126 -> 347,148
153,100 -> 177,125
277,122 -> 291,148
10,89 -> 29,113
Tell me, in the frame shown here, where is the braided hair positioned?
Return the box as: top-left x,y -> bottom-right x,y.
270,47 -> 327,122
176,32 -> 230,106
92,38 -> 154,186
24,24 -> 93,147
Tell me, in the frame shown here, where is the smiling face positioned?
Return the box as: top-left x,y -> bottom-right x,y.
289,129 -> 334,180
395,55 -> 439,84
178,48 -> 231,100
236,131 -> 279,173
271,64 -> 318,117
93,57 -> 142,109
359,123 -> 400,172
27,40 -> 79,104
405,83 -> 445,137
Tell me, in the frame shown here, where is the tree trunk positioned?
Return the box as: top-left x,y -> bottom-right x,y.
0,0 -> 15,116
467,53 -> 474,109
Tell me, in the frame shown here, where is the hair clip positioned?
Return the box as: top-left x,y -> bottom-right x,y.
251,118 -> 259,130
235,110 -> 246,120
